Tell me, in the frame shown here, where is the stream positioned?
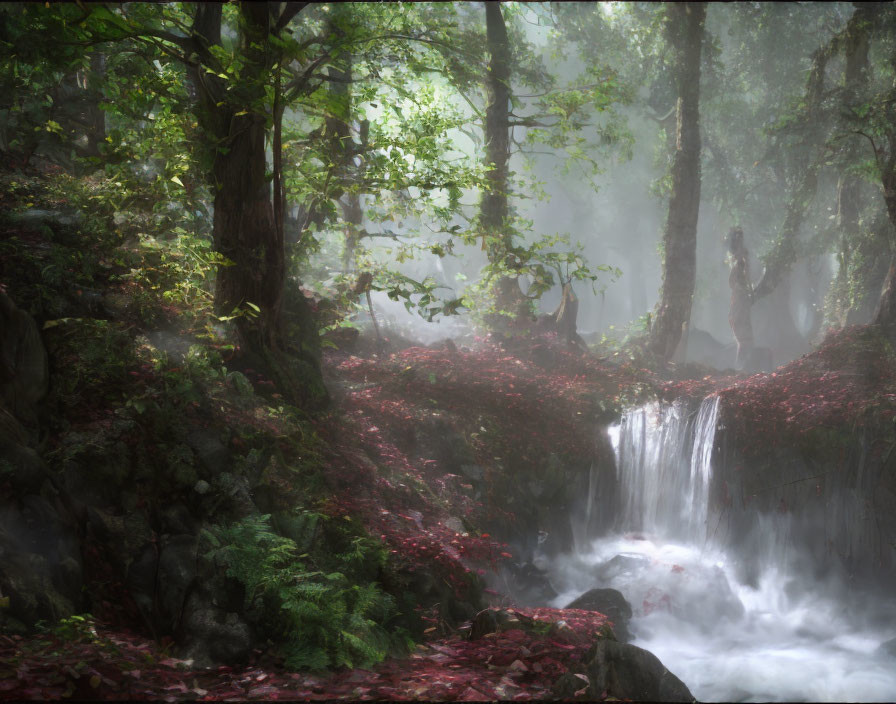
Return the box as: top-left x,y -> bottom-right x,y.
546,397 -> 896,702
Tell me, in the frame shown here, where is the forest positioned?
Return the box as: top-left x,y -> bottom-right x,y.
1,1 -> 896,701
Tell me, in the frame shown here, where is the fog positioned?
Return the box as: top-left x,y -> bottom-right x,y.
313,1 -> 878,372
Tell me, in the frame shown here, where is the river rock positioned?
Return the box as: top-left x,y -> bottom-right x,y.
469,608 -> 514,640
566,588 -> 633,642
498,560 -> 557,607
550,671 -> 590,699
583,638 -> 694,702
594,553 -> 651,583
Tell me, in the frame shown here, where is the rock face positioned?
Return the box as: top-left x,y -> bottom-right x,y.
583,638 -> 694,702
0,293 -> 81,634
0,291 -> 48,432
565,588 -> 633,643
710,409 -> 896,589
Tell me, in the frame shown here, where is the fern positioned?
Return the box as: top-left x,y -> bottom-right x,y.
209,513 -> 410,671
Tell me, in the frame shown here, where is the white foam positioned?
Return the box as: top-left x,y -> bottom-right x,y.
549,398 -> 896,702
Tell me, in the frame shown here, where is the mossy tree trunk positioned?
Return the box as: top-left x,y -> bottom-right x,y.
480,1 -> 526,323
648,2 -> 705,361
189,3 -> 327,407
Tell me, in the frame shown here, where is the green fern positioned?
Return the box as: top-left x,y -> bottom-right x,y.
209,513 -> 410,671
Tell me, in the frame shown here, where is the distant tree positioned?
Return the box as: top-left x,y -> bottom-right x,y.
647,2 -> 706,361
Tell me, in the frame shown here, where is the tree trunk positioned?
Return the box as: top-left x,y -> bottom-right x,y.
190,2 -> 326,407
755,4 -> 877,304
752,32 -> 834,301
481,1 -> 526,322
83,52 -> 107,158
648,2 -> 705,361
320,32 -> 364,273
873,143 -> 896,332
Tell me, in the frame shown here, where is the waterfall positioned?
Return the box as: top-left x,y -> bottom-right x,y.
547,394 -> 896,703
610,395 -> 720,544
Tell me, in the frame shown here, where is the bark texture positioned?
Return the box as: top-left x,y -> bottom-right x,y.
189,2 -> 326,407
480,1 -> 529,325
648,3 -> 705,361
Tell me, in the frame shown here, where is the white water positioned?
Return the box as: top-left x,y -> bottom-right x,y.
549,397 -> 896,703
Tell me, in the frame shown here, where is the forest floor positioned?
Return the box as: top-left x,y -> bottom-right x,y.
6,324 -> 892,701
3,164 -> 895,701
0,607 -> 608,701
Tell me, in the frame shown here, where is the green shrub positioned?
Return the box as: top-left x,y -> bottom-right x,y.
206,513 -> 411,671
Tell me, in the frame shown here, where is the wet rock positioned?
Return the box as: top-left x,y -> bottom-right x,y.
126,543 -> 158,630
86,507 -> 152,571
470,608 -> 512,640
157,534 -> 199,630
180,597 -> 253,666
594,553 -> 651,583
565,588 -> 633,643
213,472 -> 256,518
61,459 -> 119,507
548,619 -> 586,645
550,671 -> 590,700
0,291 -> 48,430
186,429 -> 229,475
0,409 -> 50,495
498,560 -> 557,607
193,479 -> 210,495
0,494 -> 84,628
583,639 -> 694,702
161,504 -> 196,536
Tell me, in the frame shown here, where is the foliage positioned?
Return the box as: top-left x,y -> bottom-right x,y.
206,513 -> 409,671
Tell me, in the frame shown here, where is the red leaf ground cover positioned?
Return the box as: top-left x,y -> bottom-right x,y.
0,608 -> 609,701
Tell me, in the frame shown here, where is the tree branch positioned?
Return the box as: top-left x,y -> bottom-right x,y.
515,79 -> 612,100
274,2 -> 309,34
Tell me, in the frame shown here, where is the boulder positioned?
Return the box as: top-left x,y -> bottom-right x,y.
565,588 -> 633,643
594,553 -> 651,583
469,608 -> 515,640
156,534 -> 199,630
583,638 -> 694,702
550,671 -> 590,700
186,429 -> 230,475
0,494 -> 85,629
180,595 -> 253,666
0,291 -> 48,431
0,407 -> 51,495
497,560 -> 557,607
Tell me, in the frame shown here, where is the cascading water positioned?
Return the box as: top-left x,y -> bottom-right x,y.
613,396 -> 720,543
548,395 -> 896,703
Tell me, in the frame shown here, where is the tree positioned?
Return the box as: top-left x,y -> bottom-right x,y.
479,1 -> 523,322
64,2 -> 341,406
648,2 -> 706,361
863,6 -> 896,333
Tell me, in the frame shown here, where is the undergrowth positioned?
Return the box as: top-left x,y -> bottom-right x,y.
205,513 -> 412,671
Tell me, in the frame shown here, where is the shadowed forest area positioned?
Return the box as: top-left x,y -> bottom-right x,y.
2,2 -> 896,701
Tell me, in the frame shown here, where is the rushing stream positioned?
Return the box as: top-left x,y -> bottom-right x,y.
547,397 -> 896,703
